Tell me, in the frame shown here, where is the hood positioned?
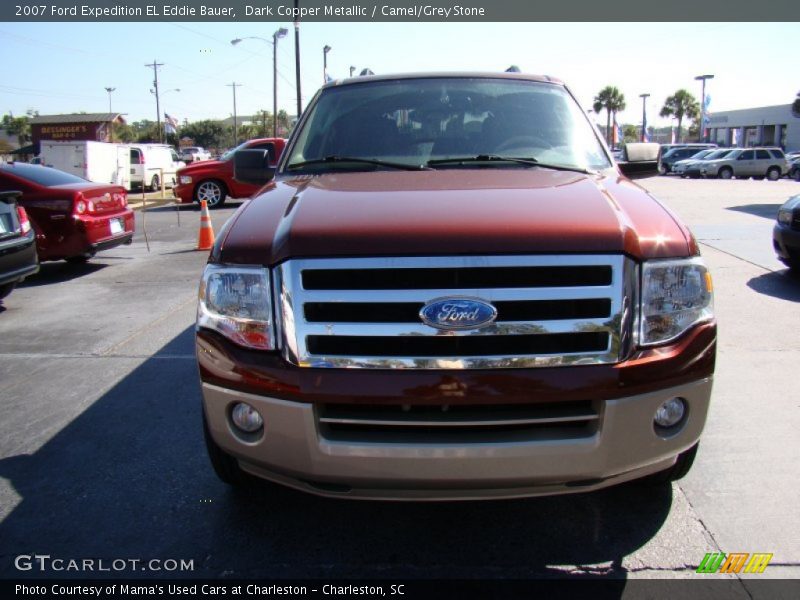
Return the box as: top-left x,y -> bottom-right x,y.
217,169 -> 694,266
178,159 -> 225,175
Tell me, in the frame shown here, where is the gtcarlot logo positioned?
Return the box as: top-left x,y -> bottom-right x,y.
14,554 -> 194,573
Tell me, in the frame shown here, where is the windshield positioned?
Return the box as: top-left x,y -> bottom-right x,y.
220,141 -> 251,162
706,149 -> 732,160
285,77 -> 611,173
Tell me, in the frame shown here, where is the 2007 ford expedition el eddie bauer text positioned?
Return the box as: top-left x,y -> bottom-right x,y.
195,72 -> 716,500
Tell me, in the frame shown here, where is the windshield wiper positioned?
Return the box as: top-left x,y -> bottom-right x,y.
427,154 -> 595,175
286,155 -> 433,171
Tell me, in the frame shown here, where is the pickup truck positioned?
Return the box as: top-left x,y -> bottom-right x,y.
196,72 -> 716,500
174,138 -> 286,208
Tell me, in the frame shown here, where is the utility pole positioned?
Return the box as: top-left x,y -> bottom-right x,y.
227,82 -> 242,146
294,0 -> 302,120
145,60 -> 164,142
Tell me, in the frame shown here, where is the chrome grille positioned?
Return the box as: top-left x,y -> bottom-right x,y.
275,255 -> 633,369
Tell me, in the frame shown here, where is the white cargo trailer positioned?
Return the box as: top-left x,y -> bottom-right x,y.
39,140 -> 132,189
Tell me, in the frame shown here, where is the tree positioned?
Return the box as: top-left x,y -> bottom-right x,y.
622,124 -> 639,144
792,90 -> 800,118
179,120 -> 226,149
1,110 -> 37,146
660,90 -> 699,143
593,86 -> 626,146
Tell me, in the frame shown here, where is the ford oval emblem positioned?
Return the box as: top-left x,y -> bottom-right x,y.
420,297 -> 497,331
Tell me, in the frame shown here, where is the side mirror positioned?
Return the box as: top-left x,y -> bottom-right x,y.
233,149 -> 275,185
617,142 -> 660,179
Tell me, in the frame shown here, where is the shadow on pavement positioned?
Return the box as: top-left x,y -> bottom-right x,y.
747,269 -> 800,302
19,261 -> 108,287
727,204 -> 783,220
0,325 -> 672,581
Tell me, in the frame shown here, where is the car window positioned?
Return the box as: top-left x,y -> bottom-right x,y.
755,150 -> 770,159
286,77 -> 611,172
0,163 -> 88,186
739,150 -> 754,160
769,149 -> 785,159
250,142 -> 276,162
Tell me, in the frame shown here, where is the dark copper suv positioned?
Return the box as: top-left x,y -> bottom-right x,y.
196,73 -> 716,500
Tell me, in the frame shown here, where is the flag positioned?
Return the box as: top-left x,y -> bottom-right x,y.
164,113 -> 179,134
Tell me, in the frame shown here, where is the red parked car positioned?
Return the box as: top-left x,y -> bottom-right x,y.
173,138 -> 286,208
0,163 -> 135,263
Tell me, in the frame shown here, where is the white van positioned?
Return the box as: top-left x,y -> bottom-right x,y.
128,144 -> 185,191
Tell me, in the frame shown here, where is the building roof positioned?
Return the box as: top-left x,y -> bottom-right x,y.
29,113 -> 124,125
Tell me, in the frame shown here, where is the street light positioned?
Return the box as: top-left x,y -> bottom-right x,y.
105,87 -> 116,142
231,28 -> 288,138
639,93 -> 650,142
323,45 -> 331,82
695,74 -> 714,142
104,87 -> 116,113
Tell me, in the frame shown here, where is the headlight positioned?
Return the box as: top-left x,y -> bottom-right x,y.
197,265 -> 275,350
641,258 -> 714,346
180,175 -> 192,185
778,209 -> 793,225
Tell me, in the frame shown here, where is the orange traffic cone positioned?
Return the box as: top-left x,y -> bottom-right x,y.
196,199 -> 216,250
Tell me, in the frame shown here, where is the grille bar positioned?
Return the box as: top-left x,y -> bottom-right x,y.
318,400 -> 601,443
303,265 -> 612,290
304,299 -> 612,323
307,332 -> 610,358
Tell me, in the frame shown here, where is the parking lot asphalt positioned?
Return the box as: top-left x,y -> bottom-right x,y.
0,179 -> 799,588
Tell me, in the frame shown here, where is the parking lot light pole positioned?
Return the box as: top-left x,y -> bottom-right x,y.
639,93 -> 650,142
695,74 -> 714,142
105,87 -> 116,142
323,45 -> 331,82
231,28 -> 288,139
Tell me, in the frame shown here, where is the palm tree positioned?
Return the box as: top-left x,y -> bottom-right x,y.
660,90 -> 700,143
593,86 -> 626,145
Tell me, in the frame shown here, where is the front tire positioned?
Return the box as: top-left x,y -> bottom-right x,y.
718,167 -> 733,180
195,180 -> 227,208
203,412 -> 251,486
643,443 -> 699,485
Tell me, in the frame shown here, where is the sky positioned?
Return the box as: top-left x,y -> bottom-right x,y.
1,21 -> 798,129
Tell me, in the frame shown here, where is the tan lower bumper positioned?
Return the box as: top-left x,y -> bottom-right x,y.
202,378 -> 713,500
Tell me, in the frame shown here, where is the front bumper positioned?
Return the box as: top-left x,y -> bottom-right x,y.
202,378 -> 712,500
773,223 -> 800,265
173,183 -> 194,204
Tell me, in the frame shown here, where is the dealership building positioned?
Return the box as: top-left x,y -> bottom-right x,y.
706,104 -> 800,151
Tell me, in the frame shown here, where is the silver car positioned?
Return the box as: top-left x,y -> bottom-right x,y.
700,147 -> 789,180
672,149 -> 719,177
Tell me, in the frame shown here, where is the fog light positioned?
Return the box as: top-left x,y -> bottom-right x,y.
231,402 -> 263,433
654,398 -> 686,428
